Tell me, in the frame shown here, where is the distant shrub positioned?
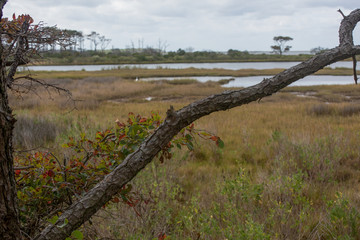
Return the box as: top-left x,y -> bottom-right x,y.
217,78 -> 235,85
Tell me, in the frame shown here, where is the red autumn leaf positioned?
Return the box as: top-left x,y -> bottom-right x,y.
126,201 -> 134,207
15,170 -> 21,175
139,118 -> 147,123
47,169 -> 55,177
12,13 -> 16,20
158,233 -> 167,240
118,134 -> 126,140
112,197 -> 120,203
210,136 -> 218,142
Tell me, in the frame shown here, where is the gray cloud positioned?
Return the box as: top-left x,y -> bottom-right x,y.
23,0 -> 111,7
2,0 -> 359,51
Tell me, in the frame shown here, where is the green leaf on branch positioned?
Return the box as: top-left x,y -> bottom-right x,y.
71,230 -> 84,240
217,138 -> 225,148
48,215 -> 59,225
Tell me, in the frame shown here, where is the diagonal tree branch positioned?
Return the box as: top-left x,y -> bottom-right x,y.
34,9 -> 360,240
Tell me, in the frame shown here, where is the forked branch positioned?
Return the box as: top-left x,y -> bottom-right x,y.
339,9 -> 359,84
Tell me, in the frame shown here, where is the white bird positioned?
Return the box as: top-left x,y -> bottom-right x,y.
135,77 -> 139,82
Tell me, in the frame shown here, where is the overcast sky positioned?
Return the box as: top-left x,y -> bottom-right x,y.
3,0 -> 360,51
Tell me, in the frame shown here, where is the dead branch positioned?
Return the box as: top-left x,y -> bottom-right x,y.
9,74 -> 72,103
338,9 -> 346,18
13,165 -> 34,170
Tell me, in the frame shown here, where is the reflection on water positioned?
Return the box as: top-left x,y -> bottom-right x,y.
142,75 -> 355,87
23,61 -> 355,72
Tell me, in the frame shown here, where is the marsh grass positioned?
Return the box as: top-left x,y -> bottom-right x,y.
10,74 -> 360,239
147,78 -> 199,85
308,103 -> 360,116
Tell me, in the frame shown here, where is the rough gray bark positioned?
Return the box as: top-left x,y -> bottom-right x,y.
33,9 -> 360,240
0,66 -> 20,240
0,0 -> 24,239
0,53 -> 22,240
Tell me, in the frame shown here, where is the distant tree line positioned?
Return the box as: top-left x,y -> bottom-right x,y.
39,30 -> 327,65
37,27 -> 111,52
41,47 -> 315,65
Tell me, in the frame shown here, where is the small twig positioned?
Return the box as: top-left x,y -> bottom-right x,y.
62,154 -> 73,205
338,9 -> 346,19
99,133 -> 116,143
47,152 -> 65,172
352,55 -> 358,84
12,74 -> 71,96
14,165 -> 34,170
15,146 -> 44,153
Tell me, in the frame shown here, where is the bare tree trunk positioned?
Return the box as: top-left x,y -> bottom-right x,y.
0,1 -> 22,237
34,9 -> 360,240
0,72 -> 21,240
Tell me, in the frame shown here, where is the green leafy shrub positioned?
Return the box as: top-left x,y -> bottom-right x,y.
14,112 -> 222,237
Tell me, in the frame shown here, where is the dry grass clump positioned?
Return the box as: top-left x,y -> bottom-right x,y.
338,103 -> 360,116
307,103 -> 334,116
307,103 -> 360,116
13,114 -> 60,149
147,78 -> 199,85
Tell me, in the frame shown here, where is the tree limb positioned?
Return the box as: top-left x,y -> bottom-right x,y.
34,9 -> 360,240
13,165 -> 34,170
6,21 -> 31,86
